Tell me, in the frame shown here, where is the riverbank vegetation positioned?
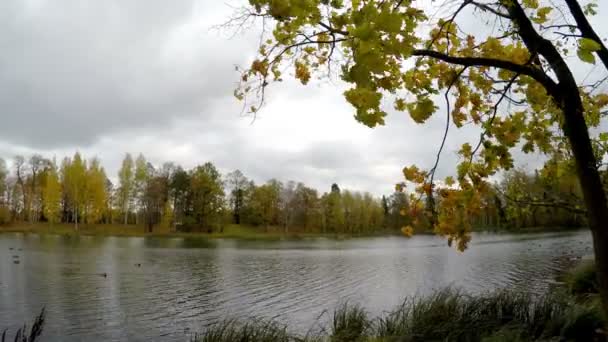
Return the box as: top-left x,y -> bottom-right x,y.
1,308 -> 45,342
0,153 -> 588,238
193,288 -> 603,341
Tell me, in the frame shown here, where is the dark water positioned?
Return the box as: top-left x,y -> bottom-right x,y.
0,231 -> 593,341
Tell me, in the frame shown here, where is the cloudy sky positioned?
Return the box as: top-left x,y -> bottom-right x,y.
0,0 -> 606,196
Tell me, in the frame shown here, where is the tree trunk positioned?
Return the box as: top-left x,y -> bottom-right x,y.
74,208 -> 78,231
563,0 -> 608,70
561,99 -> 608,315
148,216 -> 153,233
500,0 -> 608,318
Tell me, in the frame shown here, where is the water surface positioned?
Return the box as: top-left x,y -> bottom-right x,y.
0,231 -> 592,341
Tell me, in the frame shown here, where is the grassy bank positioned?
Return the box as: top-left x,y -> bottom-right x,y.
0,223 -> 397,240
192,288 -> 604,342
9,288 -> 603,342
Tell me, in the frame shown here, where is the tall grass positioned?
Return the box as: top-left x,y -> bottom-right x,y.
192,289 -> 604,342
1,308 -> 45,342
191,319 -> 293,342
329,303 -> 371,341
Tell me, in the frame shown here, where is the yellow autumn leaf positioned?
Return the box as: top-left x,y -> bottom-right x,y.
401,226 -> 414,238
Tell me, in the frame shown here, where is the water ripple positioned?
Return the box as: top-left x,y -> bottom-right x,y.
0,231 -> 592,342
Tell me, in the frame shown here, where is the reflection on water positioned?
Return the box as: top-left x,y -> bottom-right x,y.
0,230 -> 592,341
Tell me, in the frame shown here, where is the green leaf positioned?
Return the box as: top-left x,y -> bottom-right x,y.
394,98 -> 406,111
344,87 -> 382,110
584,3 -> 598,16
537,7 -> 552,17
577,48 -> 596,64
378,12 -> 402,33
330,0 -> 343,9
444,176 -> 455,186
522,142 -> 535,153
407,97 -> 436,123
522,0 -> 539,9
532,7 -> 552,24
352,22 -> 374,40
579,38 -> 602,52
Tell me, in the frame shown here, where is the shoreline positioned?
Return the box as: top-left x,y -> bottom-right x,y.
0,223 -> 586,241
0,223 -> 403,241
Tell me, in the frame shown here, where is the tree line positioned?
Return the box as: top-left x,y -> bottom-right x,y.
467,175 -> 585,231
434,153 -> 588,232
0,153 -> 411,234
0,152 -> 585,234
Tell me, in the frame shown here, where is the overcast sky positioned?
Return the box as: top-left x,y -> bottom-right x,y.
0,0 -> 606,196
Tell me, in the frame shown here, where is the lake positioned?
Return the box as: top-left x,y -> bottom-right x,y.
0,231 -> 593,341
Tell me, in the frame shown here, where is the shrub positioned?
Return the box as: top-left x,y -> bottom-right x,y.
0,206 -> 11,225
565,261 -> 598,296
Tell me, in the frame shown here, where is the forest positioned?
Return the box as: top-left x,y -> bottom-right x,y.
0,152 -> 587,235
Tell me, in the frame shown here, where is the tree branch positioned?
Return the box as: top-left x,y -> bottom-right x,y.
318,21 -> 349,36
429,67 -> 468,185
269,37 -> 350,64
563,0 -> 608,71
499,0 -> 575,105
502,192 -> 586,215
541,24 -> 578,31
470,1 -> 511,19
554,32 -> 582,39
411,49 -> 559,96
427,0 -> 472,49
470,69 -> 522,160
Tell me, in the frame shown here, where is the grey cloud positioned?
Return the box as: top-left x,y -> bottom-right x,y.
0,0 -> 254,148
0,1 -> 606,197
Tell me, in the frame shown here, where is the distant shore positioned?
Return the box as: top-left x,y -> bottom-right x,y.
0,223 -> 403,240
0,223 -> 586,241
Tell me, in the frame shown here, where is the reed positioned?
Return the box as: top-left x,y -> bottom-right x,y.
193,289 -> 604,342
